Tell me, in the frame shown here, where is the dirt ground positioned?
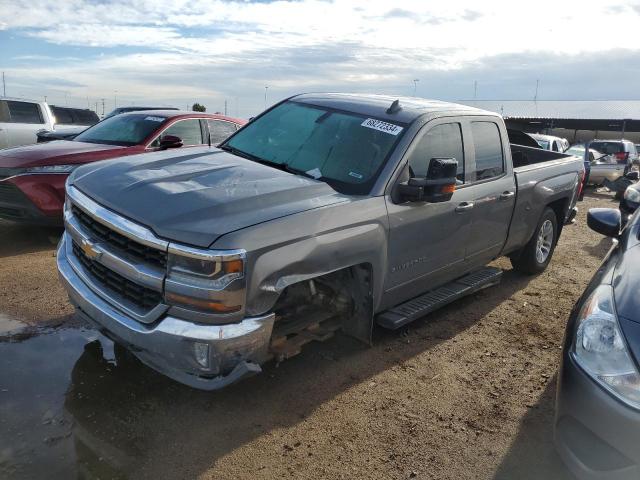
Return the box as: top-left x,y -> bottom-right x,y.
0,190 -> 619,479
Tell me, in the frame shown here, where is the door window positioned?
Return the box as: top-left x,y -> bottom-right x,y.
158,119 -> 203,146
7,101 -> 44,124
207,120 -> 237,144
407,123 -> 465,182
471,122 -> 504,181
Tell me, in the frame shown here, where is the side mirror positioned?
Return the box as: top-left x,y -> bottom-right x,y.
587,208 -> 621,237
625,171 -> 639,182
159,135 -> 183,149
398,158 -> 458,203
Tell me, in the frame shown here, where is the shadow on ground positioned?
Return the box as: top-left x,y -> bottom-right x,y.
493,379 -> 572,480
0,220 -> 62,258
0,269 -> 537,479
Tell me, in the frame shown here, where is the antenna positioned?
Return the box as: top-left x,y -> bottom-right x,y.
386,99 -> 402,114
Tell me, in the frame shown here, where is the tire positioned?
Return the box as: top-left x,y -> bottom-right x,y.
510,207 -> 558,275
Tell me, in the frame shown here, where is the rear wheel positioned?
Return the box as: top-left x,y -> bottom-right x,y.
510,208 -> 558,275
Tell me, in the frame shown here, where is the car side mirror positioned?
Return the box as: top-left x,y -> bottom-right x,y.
398,157 -> 458,203
625,171 -> 639,182
587,208 -> 621,237
159,135 -> 183,149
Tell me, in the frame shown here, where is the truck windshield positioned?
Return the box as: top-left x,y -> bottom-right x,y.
73,114 -> 167,146
222,101 -> 405,194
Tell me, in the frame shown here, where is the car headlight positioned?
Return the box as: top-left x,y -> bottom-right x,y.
25,165 -> 78,174
165,245 -> 245,315
624,186 -> 640,205
572,284 -> 640,408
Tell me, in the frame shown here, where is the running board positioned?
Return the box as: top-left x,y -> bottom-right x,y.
376,267 -> 503,330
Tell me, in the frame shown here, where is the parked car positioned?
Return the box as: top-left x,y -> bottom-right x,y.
104,106 -> 179,119
56,93 -> 584,390
565,144 -> 606,197
619,171 -> 640,222
0,98 -> 99,149
530,133 -> 568,152
555,201 -> 640,479
587,139 -> 639,185
0,111 -> 245,224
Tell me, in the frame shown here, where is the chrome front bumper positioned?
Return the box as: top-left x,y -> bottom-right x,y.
57,232 -> 275,390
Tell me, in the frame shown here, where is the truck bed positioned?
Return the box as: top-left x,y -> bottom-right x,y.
511,144 -> 574,170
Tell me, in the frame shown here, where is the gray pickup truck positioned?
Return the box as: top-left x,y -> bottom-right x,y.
57,93 -> 584,390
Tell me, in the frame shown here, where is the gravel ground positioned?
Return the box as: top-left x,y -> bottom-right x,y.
0,190 -> 618,479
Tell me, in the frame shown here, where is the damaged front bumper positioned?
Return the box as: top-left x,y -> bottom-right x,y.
57,234 -> 275,390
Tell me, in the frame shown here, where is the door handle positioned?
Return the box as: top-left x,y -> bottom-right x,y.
499,191 -> 515,201
455,202 -> 474,213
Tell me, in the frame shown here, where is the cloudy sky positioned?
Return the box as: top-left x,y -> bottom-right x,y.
1,0 -> 639,117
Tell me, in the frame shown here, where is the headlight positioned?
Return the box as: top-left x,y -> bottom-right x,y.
624,186 -> 640,205
572,285 -> 640,408
25,165 -> 78,174
165,245 -> 245,315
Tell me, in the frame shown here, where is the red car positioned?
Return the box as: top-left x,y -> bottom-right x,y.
0,110 -> 245,225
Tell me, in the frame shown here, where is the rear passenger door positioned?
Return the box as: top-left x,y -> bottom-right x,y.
464,119 -> 516,268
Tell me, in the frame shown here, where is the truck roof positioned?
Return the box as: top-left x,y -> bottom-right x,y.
292,93 -> 492,124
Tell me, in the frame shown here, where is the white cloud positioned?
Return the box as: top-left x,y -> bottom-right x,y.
1,0 -> 640,114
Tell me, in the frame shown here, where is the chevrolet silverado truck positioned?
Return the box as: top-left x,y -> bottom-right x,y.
57,93 -> 584,390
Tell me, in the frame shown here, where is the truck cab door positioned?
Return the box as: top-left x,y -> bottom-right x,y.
463,120 -> 516,268
383,120 -> 475,307
4,100 -> 47,147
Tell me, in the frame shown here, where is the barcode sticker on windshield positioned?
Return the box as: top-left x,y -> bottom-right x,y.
361,118 -> 403,135
144,116 -> 165,122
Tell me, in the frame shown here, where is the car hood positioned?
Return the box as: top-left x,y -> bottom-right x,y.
0,141 -> 126,168
70,148 -> 350,247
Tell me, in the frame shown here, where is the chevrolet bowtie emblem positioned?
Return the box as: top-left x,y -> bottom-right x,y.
80,239 -> 102,261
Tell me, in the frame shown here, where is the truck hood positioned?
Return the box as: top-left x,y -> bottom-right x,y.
70,148 -> 350,247
0,141 -> 126,168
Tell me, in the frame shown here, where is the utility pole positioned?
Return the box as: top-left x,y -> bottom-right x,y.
114,90 -> 118,109
264,86 -> 269,110
413,79 -> 419,96
534,79 -> 539,102
2,72 -> 5,97
95,101 -> 98,113
101,98 -> 105,116
224,99 -> 227,116
44,95 -> 48,102
474,80 -> 478,100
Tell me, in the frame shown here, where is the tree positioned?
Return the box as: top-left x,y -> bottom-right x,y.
192,103 -> 206,112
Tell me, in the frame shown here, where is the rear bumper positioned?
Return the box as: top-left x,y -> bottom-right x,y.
555,354 -> 640,480
0,174 -> 65,225
57,232 -> 275,390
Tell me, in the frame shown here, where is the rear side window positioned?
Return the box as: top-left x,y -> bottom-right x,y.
407,123 -> 465,182
207,120 -> 237,144
51,106 -> 99,125
7,101 -> 44,124
471,121 -> 504,181
51,106 -> 74,124
158,119 -> 204,146
590,142 -> 624,154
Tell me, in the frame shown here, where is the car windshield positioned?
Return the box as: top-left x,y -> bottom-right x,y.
589,142 -> 624,154
566,146 -> 585,157
73,114 -> 167,146
222,101 -> 405,195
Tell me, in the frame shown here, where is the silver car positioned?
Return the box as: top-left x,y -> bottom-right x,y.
588,140 -> 638,185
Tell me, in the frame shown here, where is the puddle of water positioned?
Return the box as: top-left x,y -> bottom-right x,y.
0,314 -> 26,335
0,325 -> 170,479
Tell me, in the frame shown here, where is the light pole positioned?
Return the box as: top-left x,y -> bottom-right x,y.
264,86 -> 269,110
114,90 -> 118,109
413,79 -> 419,96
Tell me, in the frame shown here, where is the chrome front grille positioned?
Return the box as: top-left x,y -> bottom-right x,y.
72,205 -> 167,268
65,186 -> 169,323
72,240 -> 162,310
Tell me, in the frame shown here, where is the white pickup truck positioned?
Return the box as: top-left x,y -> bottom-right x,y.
0,97 -> 99,149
